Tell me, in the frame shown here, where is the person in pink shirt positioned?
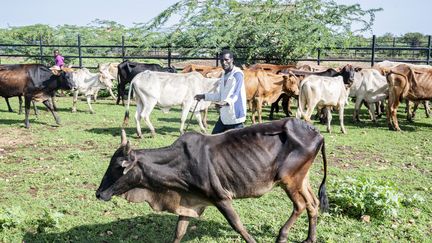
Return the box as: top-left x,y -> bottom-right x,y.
53,49 -> 64,69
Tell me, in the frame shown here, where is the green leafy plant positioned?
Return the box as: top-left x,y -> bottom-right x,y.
330,177 -> 402,219
35,210 -> 63,233
0,206 -> 25,230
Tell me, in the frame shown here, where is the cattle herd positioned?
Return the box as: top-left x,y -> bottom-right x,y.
1,59 -> 431,242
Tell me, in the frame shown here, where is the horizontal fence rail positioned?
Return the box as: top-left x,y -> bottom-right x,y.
0,35 -> 431,69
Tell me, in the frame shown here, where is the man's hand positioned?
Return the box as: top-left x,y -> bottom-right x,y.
194,94 -> 205,101
214,101 -> 228,109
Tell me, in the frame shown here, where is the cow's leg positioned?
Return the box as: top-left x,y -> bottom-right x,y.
304,101 -> 318,123
250,100 -> 257,124
368,102 -> 377,122
141,100 -> 157,137
300,179 -> 319,243
194,110 -> 206,133
202,108 -> 208,129
339,105 -> 347,134
173,215 -> 190,243
180,101 -> 193,134
378,100 -> 385,118
276,186 -> 306,243
407,100 -> 414,122
18,96 -> 23,114
214,200 -> 256,243
326,106 -> 333,133
5,98 -> 13,112
72,91 -> 78,113
32,101 -> 38,117
424,101 -> 430,118
24,97 -> 31,128
86,95 -> 95,114
93,88 -> 100,102
353,96 -> 363,122
43,99 -> 61,125
108,87 -> 117,100
283,95 -> 292,117
134,103 -> 144,138
51,96 -> 58,112
269,101 -> 278,120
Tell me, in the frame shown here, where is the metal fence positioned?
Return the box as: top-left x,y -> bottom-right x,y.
0,35 -> 431,68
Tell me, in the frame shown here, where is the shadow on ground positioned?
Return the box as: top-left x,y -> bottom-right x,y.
22,213 -> 272,242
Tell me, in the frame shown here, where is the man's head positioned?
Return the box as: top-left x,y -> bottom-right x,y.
219,50 -> 234,73
54,50 -> 60,56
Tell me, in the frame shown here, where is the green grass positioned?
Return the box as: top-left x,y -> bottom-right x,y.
0,97 -> 431,242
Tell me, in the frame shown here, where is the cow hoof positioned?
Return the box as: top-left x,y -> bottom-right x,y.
150,131 -> 156,138
90,111 -> 95,114
71,109 -> 76,113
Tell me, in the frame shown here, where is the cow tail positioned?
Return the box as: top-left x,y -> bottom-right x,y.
387,70 -> 410,101
318,138 -> 329,213
297,82 -> 305,118
123,81 -> 134,127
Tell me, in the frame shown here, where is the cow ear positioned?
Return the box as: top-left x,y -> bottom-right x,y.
121,153 -> 137,175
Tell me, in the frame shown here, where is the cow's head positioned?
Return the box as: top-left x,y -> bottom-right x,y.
341,64 -> 355,86
282,72 -> 300,97
55,70 -> 76,90
98,71 -> 114,88
96,129 -> 141,201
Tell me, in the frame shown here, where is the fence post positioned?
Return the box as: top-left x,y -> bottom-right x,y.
371,35 -> 376,67
317,48 -> 321,65
215,52 -> 219,67
168,45 -> 172,67
121,35 -> 125,61
39,35 -> 43,64
78,34 -> 82,68
427,35 -> 431,65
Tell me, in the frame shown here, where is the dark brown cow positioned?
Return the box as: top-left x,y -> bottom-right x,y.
386,64 -> 432,131
0,64 -> 74,128
96,118 -> 328,243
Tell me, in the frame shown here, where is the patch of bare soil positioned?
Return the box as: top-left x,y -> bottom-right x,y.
329,145 -> 388,170
0,128 -> 35,157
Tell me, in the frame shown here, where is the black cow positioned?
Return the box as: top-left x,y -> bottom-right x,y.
0,64 -> 74,128
96,118 -> 329,243
116,60 -> 177,105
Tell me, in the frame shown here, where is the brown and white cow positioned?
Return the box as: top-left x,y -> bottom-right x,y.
96,118 -> 328,243
243,69 -> 300,123
386,64 -> 432,131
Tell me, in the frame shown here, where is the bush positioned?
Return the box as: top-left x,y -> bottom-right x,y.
330,177 -> 402,219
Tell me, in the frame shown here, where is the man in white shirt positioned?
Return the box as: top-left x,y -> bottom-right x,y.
195,50 -> 247,134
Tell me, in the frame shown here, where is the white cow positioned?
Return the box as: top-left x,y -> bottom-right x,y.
296,75 -> 350,134
124,71 -> 219,138
70,68 -> 114,113
96,62 -> 120,100
349,69 -> 388,122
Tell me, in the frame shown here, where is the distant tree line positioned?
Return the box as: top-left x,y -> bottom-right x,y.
0,0 -> 430,65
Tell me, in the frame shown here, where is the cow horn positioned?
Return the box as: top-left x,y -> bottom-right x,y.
121,128 -> 127,146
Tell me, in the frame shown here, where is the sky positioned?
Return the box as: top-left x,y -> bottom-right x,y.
0,0 -> 430,37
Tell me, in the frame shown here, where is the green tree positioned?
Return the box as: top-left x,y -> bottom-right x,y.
401,32 -> 425,47
143,0 -> 382,63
